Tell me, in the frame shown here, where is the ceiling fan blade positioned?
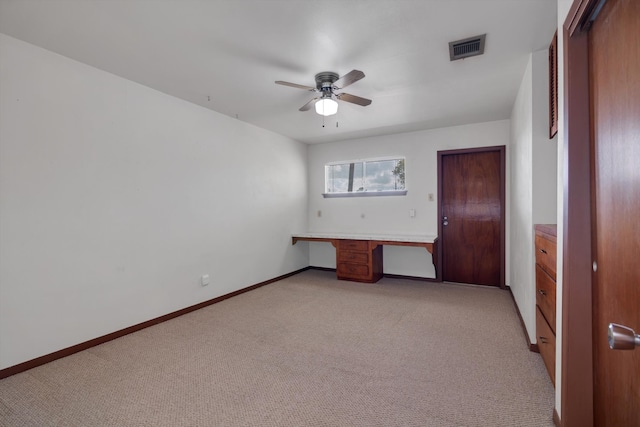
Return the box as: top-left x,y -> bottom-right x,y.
333,70 -> 365,89
299,98 -> 319,111
275,80 -> 316,91
337,93 -> 372,106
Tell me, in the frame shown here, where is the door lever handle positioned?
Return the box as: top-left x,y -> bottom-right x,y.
608,323 -> 640,350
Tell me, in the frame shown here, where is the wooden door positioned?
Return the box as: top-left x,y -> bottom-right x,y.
439,147 -> 504,286
589,0 -> 640,424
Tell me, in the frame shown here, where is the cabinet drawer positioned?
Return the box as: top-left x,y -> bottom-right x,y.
337,262 -> 370,278
338,240 -> 369,251
338,251 -> 369,264
535,234 -> 557,280
536,307 -> 556,385
535,265 -> 556,333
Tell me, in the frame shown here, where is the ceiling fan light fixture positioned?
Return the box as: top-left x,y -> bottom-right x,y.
276,70 -> 370,115
315,97 -> 338,116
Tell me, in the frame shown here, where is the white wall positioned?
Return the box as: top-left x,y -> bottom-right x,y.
306,120 -> 510,278
532,50 -> 558,225
510,55 -> 535,341
0,34 -> 309,370
509,49 -> 558,344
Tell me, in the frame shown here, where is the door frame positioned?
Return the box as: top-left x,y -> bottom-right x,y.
436,145 -> 506,288
561,0 -> 609,425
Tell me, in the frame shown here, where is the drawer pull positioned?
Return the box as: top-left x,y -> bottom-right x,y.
539,248 -> 548,254
539,336 -> 548,344
538,289 -> 547,296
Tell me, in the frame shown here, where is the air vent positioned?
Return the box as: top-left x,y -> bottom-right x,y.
449,34 -> 486,61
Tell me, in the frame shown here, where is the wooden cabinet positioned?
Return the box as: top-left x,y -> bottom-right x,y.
536,304 -> 556,384
336,240 -> 383,283
534,224 -> 557,385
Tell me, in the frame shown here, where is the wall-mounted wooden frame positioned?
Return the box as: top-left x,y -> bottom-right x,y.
549,30 -> 558,138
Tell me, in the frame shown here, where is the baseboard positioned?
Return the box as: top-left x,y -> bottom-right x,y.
308,266 -> 336,272
308,267 -> 438,282
382,273 -> 439,282
506,286 -> 538,352
553,408 -> 561,426
0,266 -> 311,380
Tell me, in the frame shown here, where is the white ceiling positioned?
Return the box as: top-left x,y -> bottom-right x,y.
0,0 -> 556,144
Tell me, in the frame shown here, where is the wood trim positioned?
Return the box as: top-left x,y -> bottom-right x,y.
309,267 -> 439,283
308,266 -> 336,272
554,408 -> 561,427
499,146 -> 506,289
371,239 -> 435,253
437,145 -> 506,288
382,273 -> 440,283
560,1 -> 598,424
549,31 -> 558,138
534,224 -> 558,243
507,286 -> 539,352
292,236 -> 338,248
0,267 -> 311,380
566,0 -> 600,36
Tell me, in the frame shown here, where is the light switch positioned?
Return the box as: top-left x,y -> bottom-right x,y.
409,209 -> 416,218
201,274 -> 210,286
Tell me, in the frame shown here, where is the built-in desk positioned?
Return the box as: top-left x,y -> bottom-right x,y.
292,232 -> 438,283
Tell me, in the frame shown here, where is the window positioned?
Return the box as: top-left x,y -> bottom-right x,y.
324,157 -> 406,198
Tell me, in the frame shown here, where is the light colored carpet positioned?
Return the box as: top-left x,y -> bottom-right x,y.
0,270 -> 554,426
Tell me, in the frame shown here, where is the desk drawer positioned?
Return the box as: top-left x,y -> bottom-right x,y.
338,240 -> 369,251
338,251 -> 369,264
535,234 -> 557,280
536,307 -> 556,385
337,262 -> 370,278
536,265 -> 556,333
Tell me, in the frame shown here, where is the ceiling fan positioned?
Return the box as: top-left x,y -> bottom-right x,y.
275,70 -> 372,116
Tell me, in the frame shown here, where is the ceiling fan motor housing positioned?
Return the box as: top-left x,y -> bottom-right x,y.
315,71 -> 339,94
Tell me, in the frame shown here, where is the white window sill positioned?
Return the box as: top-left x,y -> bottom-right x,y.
322,190 -> 408,198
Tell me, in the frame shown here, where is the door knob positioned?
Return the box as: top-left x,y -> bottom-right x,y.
608,323 -> 640,350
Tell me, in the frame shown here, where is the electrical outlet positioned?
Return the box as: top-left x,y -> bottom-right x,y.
317,210 -> 322,217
